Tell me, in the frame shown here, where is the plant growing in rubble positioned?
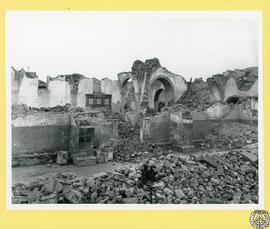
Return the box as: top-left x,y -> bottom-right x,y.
138,163 -> 159,203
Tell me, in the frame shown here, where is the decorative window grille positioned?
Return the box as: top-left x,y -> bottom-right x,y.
85,94 -> 112,108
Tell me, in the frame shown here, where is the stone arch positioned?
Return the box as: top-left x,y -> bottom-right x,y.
121,77 -> 136,111
118,72 -> 133,89
149,75 -> 175,110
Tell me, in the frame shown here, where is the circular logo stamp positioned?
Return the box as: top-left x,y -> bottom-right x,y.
250,210 -> 270,229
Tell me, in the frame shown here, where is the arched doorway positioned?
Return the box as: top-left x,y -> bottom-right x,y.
154,88 -> 165,113
149,76 -> 175,112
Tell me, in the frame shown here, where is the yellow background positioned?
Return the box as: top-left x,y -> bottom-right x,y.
0,0 -> 269,228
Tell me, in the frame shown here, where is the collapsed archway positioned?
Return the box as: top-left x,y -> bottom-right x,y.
149,76 -> 175,112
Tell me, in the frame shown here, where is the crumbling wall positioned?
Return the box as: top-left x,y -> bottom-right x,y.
12,112 -> 71,154
223,78 -> 258,103
37,88 -> 49,108
77,78 -> 94,107
18,76 -> 39,107
141,112 -> 171,144
48,79 -> 71,107
205,101 -> 231,119
141,111 -> 193,145
207,67 -> 258,103
94,120 -> 119,148
101,78 -> 121,113
169,112 -> 192,145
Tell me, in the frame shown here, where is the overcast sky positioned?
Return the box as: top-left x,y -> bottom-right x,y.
6,11 -> 260,82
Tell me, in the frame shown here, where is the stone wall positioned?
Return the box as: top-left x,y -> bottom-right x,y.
140,111 -> 193,145
12,112 -> 71,154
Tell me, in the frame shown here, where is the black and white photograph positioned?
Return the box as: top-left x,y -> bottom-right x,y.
6,11 -> 262,208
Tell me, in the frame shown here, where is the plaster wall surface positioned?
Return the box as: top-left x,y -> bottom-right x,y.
18,76 -> 38,107
77,78 -> 94,108
48,80 -> 71,107
37,89 -> 49,108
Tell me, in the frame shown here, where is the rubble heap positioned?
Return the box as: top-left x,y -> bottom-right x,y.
197,122 -> 258,151
177,78 -> 214,112
12,149 -> 258,204
12,103 -> 84,119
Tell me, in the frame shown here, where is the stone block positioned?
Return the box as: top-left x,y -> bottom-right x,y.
122,197 -> 138,204
56,151 -> 69,165
200,156 -> 218,168
172,144 -> 196,154
95,150 -> 108,164
242,151 -> 258,163
12,196 -> 28,204
73,155 -> 96,167
104,148 -> 114,161
40,194 -> 57,203
27,190 -> 41,203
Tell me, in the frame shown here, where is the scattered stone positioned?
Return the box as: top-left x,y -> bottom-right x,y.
41,177 -> 55,194
63,187 -> 82,204
12,149 -> 258,204
27,190 -> 40,203
241,151 -> 258,163
56,151 -> 69,165
175,189 -> 185,199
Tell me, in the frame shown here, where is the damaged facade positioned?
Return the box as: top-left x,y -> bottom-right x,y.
11,58 -> 188,113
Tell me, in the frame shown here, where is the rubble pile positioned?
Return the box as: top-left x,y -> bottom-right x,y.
29,104 -> 84,113
113,112 -> 164,162
113,140 -> 165,162
12,150 -> 258,204
118,115 -> 140,139
197,122 -> 257,151
177,78 -> 215,112
12,103 -> 84,119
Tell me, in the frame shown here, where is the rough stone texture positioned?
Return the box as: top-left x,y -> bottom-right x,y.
12,148 -> 258,204
177,78 -> 214,112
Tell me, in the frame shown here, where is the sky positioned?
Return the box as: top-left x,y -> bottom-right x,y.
6,11 -> 261,82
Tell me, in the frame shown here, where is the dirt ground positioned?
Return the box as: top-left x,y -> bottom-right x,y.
12,162 -> 130,185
